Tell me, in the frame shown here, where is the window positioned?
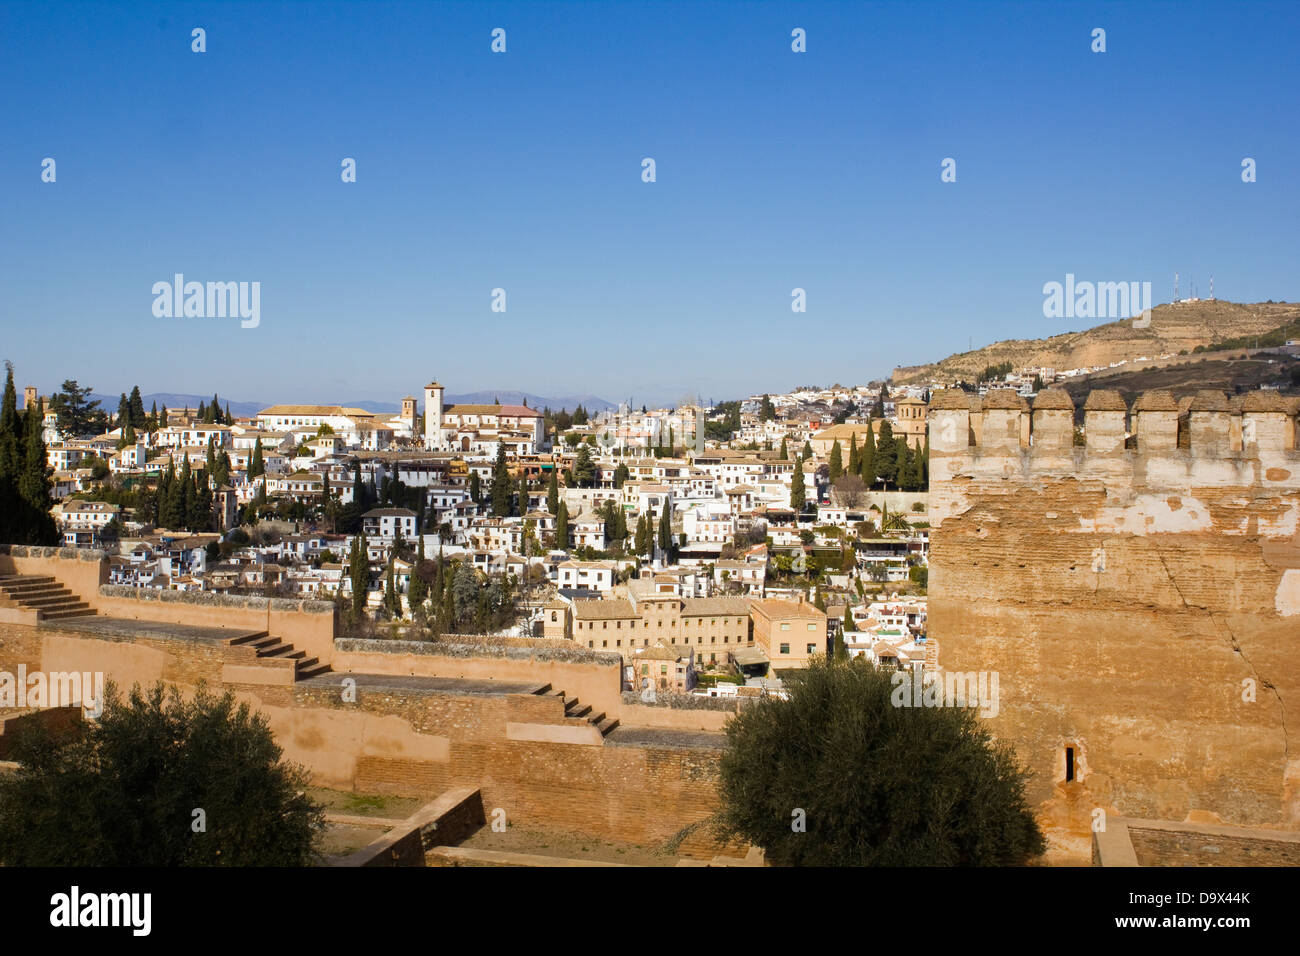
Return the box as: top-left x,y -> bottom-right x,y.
808,623 -> 816,631
780,623 -> 790,631
807,644 -> 816,654
660,665 -> 668,674
1065,747 -> 1076,782
779,643 -> 790,654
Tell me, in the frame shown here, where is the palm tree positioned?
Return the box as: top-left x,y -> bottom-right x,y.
879,502 -> 911,534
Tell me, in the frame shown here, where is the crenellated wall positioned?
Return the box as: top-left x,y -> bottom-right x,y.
927,387 -> 1300,862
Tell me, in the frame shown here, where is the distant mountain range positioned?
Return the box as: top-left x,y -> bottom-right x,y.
85,390 -> 614,419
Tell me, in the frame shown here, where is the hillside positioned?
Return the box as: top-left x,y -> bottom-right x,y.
893,300 -> 1299,384
1059,354 -> 1300,414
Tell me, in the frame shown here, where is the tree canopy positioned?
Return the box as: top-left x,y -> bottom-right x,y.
715,658 -> 1045,866
0,682 -> 325,866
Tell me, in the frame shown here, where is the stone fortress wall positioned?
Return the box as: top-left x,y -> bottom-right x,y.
927,386 -> 1300,860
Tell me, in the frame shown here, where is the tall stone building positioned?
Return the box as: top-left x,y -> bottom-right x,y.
927,386 -> 1300,860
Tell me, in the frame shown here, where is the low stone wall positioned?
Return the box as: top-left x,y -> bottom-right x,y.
618,691 -> 743,732
334,787 -> 486,866
97,585 -> 337,666
333,639 -> 624,718
1094,817 -> 1300,867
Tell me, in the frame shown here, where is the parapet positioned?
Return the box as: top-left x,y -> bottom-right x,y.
929,387 -> 1300,464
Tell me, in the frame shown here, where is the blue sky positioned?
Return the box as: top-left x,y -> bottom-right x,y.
2,0 -> 1297,407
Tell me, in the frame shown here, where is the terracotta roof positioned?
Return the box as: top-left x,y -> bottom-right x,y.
259,405 -> 374,418
445,403 -> 542,418
573,599 -> 636,620
751,599 -> 827,621
681,597 -> 753,616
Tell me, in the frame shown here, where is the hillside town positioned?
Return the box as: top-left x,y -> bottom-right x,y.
10,371 -> 946,696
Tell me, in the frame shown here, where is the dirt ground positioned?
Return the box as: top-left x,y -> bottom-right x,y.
455,823 -> 679,866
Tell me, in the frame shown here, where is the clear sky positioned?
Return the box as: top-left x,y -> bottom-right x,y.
2,0 -> 1297,408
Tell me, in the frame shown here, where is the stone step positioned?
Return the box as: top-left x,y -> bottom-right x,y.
3,584 -> 71,599
41,607 -> 97,620
586,711 -> 606,726
596,717 -> 620,736
0,574 -> 55,590
565,702 -> 591,719
225,630 -> 271,646
296,661 -> 331,680
13,593 -> 77,608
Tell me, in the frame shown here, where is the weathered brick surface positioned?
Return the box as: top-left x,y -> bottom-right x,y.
1128,825 -> 1300,867
928,391 -> 1300,861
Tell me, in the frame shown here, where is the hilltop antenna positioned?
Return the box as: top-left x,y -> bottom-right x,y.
1174,272 -> 1179,303
1209,275 -> 1214,301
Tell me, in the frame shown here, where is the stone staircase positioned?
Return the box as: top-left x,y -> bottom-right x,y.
539,685 -> 619,737
223,630 -> 332,680
0,574 -> 96,621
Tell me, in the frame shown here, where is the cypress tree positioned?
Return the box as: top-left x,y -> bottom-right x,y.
848,434 -> 860,474
384,561 -> 399,618
349,533 -> 369,619
779,437 -> 788,461
517,472 -> 529,517
160,459 -> 185,529
555,501 -> 569,550
129,386 -> 146,428
490,444 -> 511,517
657,504 -> 671,555
829,441 -> 843,482
876,421 -> 897,487
159,403 -> 169,430
634,514 -> 648,557
546,468 -> 559,516
156,461 -> 172,526
17,402 -> 57,544
861,424 -> 877,487
790,461 -> 806,512
1,363 -> 22,488
409,535 -> 427,608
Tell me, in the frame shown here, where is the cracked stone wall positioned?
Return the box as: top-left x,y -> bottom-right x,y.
927,388 -> 1300,860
